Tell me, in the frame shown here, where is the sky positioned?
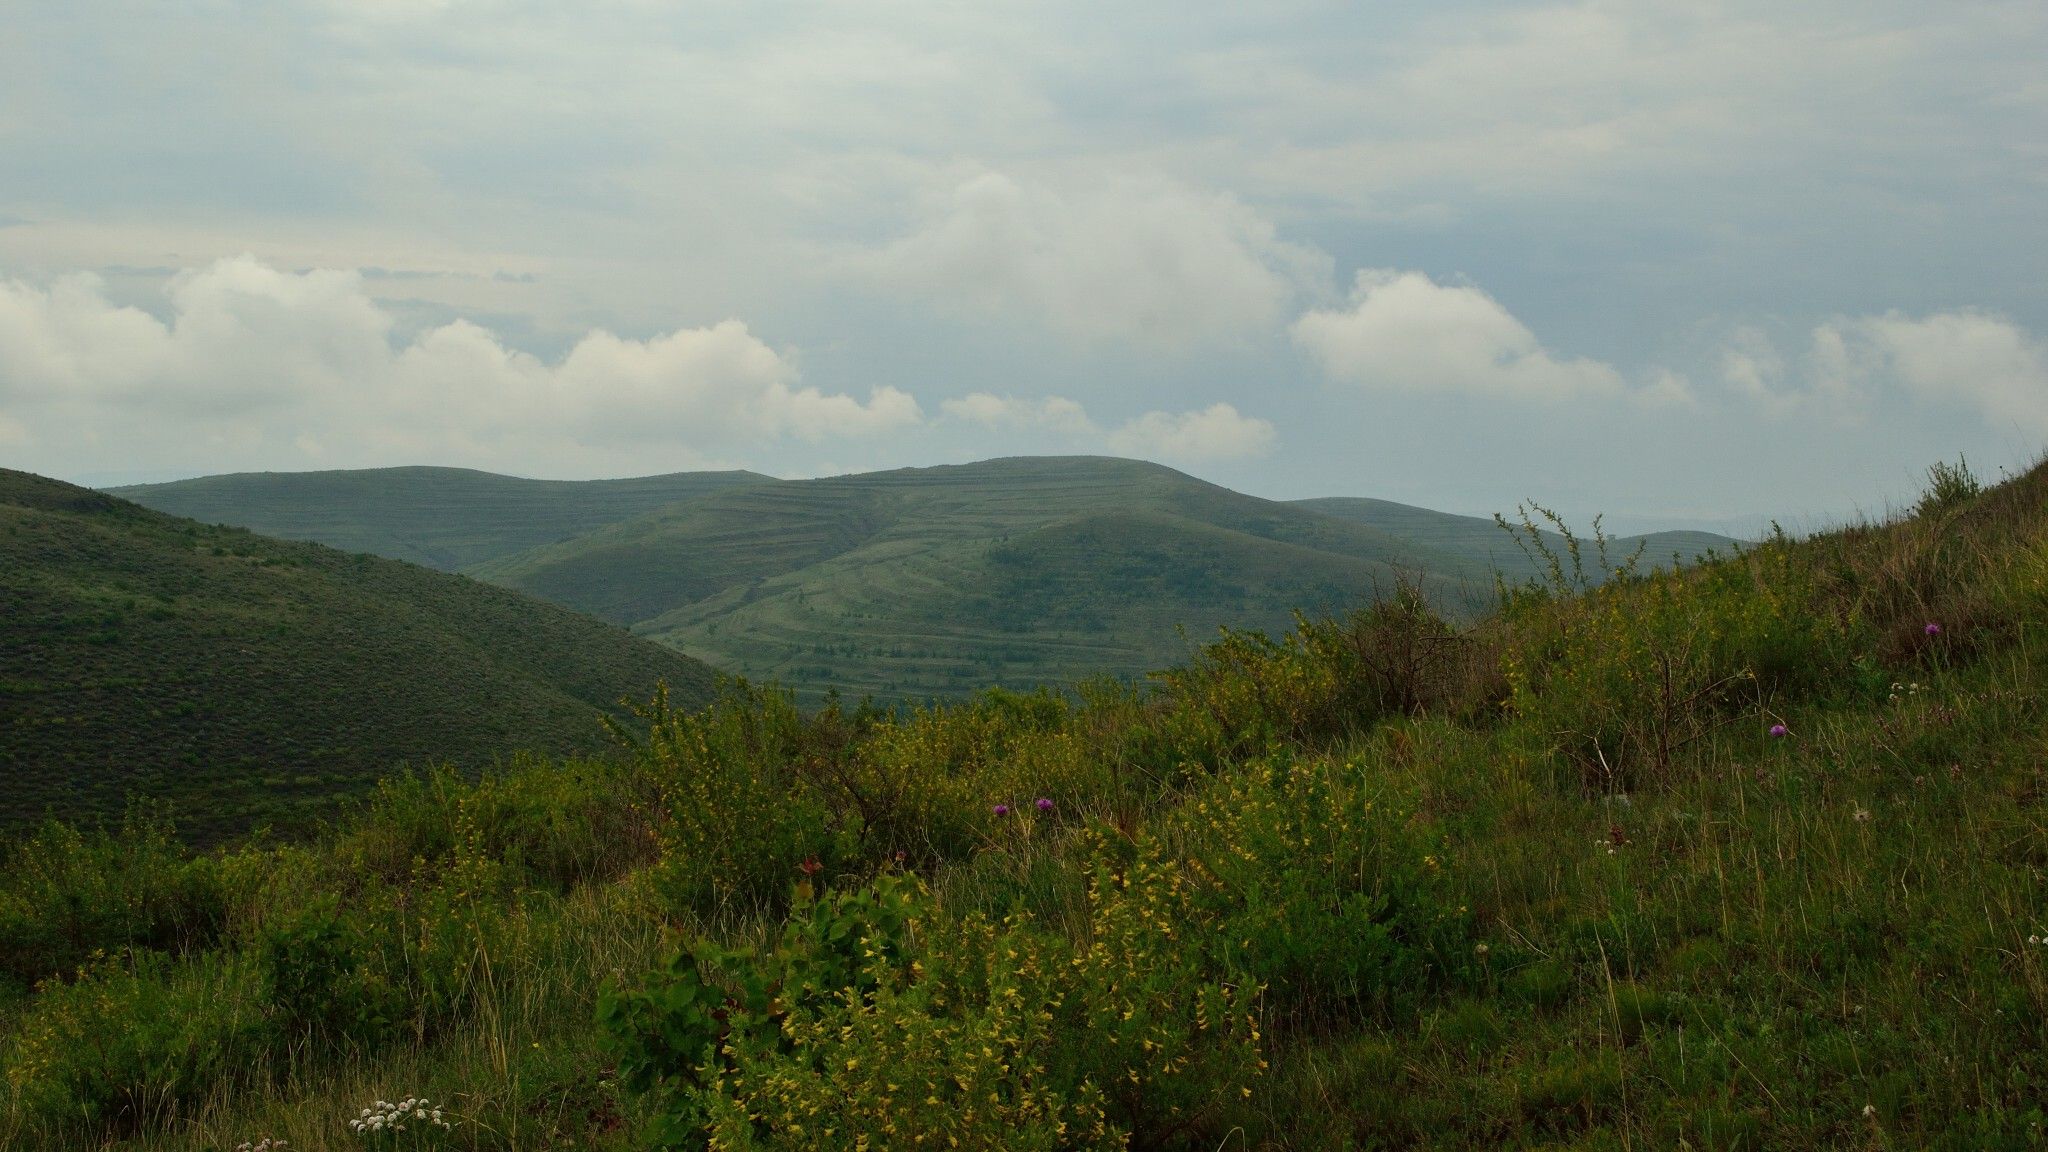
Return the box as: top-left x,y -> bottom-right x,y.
1,1 -> 2044,530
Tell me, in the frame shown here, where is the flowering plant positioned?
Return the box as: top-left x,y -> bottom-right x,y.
349,1097 -> 454,1145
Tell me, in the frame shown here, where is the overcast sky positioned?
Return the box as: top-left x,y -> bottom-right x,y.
2,1 -> 2044,529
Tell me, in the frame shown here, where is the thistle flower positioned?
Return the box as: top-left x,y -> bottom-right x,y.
992,803 -> 1010,817
1769,724 -> 1788,738
1035,797 -> 1054,812
1925,622 -> 1942,636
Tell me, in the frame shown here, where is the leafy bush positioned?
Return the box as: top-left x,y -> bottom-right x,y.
603,859 -> 1264,1149
0,808 -> 224,992
631,683 -> 844,922
3,951 -> 272,1132
1163,752 -> 1475,1025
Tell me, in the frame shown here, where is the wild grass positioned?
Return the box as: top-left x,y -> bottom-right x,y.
3,454 -> 2043,1149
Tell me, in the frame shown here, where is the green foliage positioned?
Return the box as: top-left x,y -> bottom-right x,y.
1500,540 -> 1855,787
5,455 -> 2048,1150
4,951 -> 273,1132
1914,455 -> 1981,518
0,807 -> 224,993
1164,753 -> 1475,1025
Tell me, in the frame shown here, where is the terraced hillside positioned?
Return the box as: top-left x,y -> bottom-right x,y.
475,457 -> 1521,699
0,471 -> 717,840
114,466 -> 771,571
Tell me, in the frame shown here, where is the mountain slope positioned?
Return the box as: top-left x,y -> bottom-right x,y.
112,466 -> 771,571
481,457 -> 1508,699
0,470 -> 718,840
1290,496 -> 1739,578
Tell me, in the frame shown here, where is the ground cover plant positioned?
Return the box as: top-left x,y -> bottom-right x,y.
2,456 -> 2043,1149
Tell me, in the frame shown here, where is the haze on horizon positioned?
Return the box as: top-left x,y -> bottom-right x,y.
2,1 -> 2044,531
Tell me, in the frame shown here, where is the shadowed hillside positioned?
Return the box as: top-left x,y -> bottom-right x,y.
0,470 -> 717,841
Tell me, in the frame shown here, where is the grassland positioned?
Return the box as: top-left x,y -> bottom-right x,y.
113,466 -> 771,572
0,454 -> 2035,1150
0,470 -> 716,841
115,457 -> 1738,703
479,456 -> 1586,700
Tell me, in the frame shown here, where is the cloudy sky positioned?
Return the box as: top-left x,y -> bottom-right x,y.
2,1 -> 2044,528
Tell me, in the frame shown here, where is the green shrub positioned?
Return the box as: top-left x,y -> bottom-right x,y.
0,808 -> 224,991
603,859 -> 1265,1149
632,684 -> 842,922
255,895 -> 402,1053
1164,753 -> 1475,1026
3,951 -> 273,1133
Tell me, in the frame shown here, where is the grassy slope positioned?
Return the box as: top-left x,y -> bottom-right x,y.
0,470 -> 717,841
1,458 -> 2042,1151
111,466 -> 772,571
1292,495 -> 1738,577
2,457 -> 2038,1151
484,457 -> 1509,699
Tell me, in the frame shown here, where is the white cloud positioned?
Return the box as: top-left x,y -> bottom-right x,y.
1291,269 -> 1684,403
0,256 -> 922,472
1726,310 -> 2048,432
1107,402 -> 1275,464
939,392 -> 1097,436
856,171 -> 1332,351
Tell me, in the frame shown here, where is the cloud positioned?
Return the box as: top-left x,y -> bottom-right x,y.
1292,269 -> 1685,404
856,172 -> 1332,350
1107,402 -> 1275,464
0,256 -> 922,471
939,392 -> 1098,436
1725,310 -> 2048,433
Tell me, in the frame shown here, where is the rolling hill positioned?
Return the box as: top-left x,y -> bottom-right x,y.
0,470 -> 717,841
110,457 -> 1740,703
473,457 -> 1521,699
112,465 -> 771,571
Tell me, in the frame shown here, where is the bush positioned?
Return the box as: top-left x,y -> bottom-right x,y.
602,859 -> 1266,1149
632,684 -> 843,922
3,951 -> 273,1133
0,808 -> 224,992
1163,752 -> 1476,1026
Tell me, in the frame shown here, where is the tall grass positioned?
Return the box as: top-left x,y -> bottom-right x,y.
4,454 -> 2045,1149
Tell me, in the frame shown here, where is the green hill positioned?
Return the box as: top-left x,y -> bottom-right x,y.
473,457 -> 1511,699
112,465 -> 771,571
1290,495 -> 1738,577
0,470 -> 717,840
111,458 -> 1740,704
2,454 -> 2039,1150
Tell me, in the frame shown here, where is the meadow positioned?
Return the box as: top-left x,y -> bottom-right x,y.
2,455 -> 2042,1150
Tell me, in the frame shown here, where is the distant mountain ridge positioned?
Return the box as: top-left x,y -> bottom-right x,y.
1,470 -> 717,840
112,457 -> 1740,702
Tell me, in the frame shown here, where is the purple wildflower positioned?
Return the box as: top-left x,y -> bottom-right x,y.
1769,724 -> 1788,738
1924,622 -> 1942,636
992,804 -> 1010,817
1035,797 -> 1054,813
